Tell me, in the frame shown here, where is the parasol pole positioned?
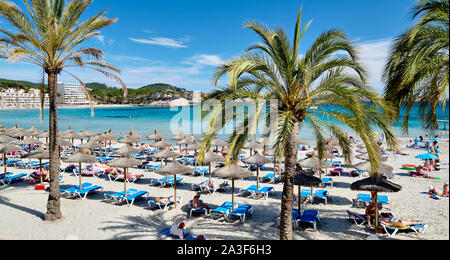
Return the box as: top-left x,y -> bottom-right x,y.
124,168 -> 127,197
79,162 -> 82,189
298,185 -> 302,220
3,153 -> 7,178
232,178 -> 235,211
39,158 -> 43,185
174,174 -> 177,208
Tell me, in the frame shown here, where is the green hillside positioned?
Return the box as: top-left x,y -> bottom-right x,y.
0,78 -> 192,104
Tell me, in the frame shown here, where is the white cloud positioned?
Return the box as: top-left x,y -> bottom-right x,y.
357,39 -> 393,92
183,54 -> 225,67
129,37 -> 188,48
94,35 -> 105,44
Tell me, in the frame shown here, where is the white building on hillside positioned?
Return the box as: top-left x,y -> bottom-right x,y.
57,82 -> 90,105
0,88 -> 49,109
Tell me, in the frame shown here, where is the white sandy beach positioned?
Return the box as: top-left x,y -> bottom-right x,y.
0,137 -> 448,240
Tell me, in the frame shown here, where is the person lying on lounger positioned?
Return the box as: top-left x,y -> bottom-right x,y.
428,184 -> 449,197
31,169 -> 50,182
379,218 -> 424,228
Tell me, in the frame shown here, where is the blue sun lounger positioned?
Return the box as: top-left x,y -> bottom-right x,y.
61,183 -> 93,194
239,185 -> 258,197
210,201 -> 238,219
122,190 -> 149,206
227,205 -> 253,222
189,200 -> 209,218
255,186 -> 274,199
0,173 -> 28,186
346,210 -> 367,227
261,173 -> 279,183
165,177 -> 184,187
297,209 -> 320,230
313,190 -> 329,205
322,178 -> 333,187
381,221 -> 428,238
151,176 -> 174,186
105,189 -> 139,201
61,183 -> 103,200
277,208 -> 301,229
356,194 -> 390,209
193,168 -> 208,176
0,172 -> 13,179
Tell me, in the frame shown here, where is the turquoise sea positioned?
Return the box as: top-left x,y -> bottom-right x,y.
0,103 -> 448,142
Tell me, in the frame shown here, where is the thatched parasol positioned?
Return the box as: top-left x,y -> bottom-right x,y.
65,152 -> 97,189
114,145 -> 141,157
147,129 -> 165,142
22,149 -> 50,185
242,151 -> 272,190
170,132 -> 185,141
351,177 -> 402,231
355,153 -> 389,162
155,161 -> 193,208
107,157 -> 142,196
213,164 -> 254,210
243,140 -> 262,155
0,144 -> 19,178
196,150 -> 225,183
298,156 -> 331,180
353,161 -> 394,175
211,138 -> 227,153
294,165 -> 322,218
118,135 -> 141,145
0,135 -> 15,144
150,140 -> 172,150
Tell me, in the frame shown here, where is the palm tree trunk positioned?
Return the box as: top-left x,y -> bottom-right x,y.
45,72 -> 63,221
280,123 -> 299,240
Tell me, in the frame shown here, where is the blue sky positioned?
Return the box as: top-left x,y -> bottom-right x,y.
0,0 -> 417,93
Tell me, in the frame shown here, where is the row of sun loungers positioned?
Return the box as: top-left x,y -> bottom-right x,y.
210,202 -> 253,223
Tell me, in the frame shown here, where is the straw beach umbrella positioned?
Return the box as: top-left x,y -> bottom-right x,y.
171,133 -> 185,142
107,157 -> 141,196
242,151 -> 272,190
243,140 -> 262,155
155,161 -> 193,208
299,156 -> 331,180
351,177 -> 402,231
65,152 -> 97,189
150,140 -> 172,150
0,144 -> 19,178
211,138 -> 227,153
353,161 -> 394,176
213,164 -> 254,210
153,148 -> 181,182
355,153 -> 389,162
197,150 -> 225,183
23,149 -> 50,185
294,166 -> 322,219
147,129 -> 166,143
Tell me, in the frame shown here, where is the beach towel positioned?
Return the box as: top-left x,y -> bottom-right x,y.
158,227 -> 205,240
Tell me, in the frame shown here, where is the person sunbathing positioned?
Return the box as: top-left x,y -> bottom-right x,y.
380,218 -> 424,228
428,184 -> 449,197
31,169 -> 53,182
155,196 -> 175,205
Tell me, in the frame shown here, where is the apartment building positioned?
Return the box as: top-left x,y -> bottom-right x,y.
0,88 -> 49,109
56,82 -> 89,105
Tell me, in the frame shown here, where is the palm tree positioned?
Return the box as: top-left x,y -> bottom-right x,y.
199,7 -> 397,240
0,0 -> 127,221
384,0 -> 449,132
